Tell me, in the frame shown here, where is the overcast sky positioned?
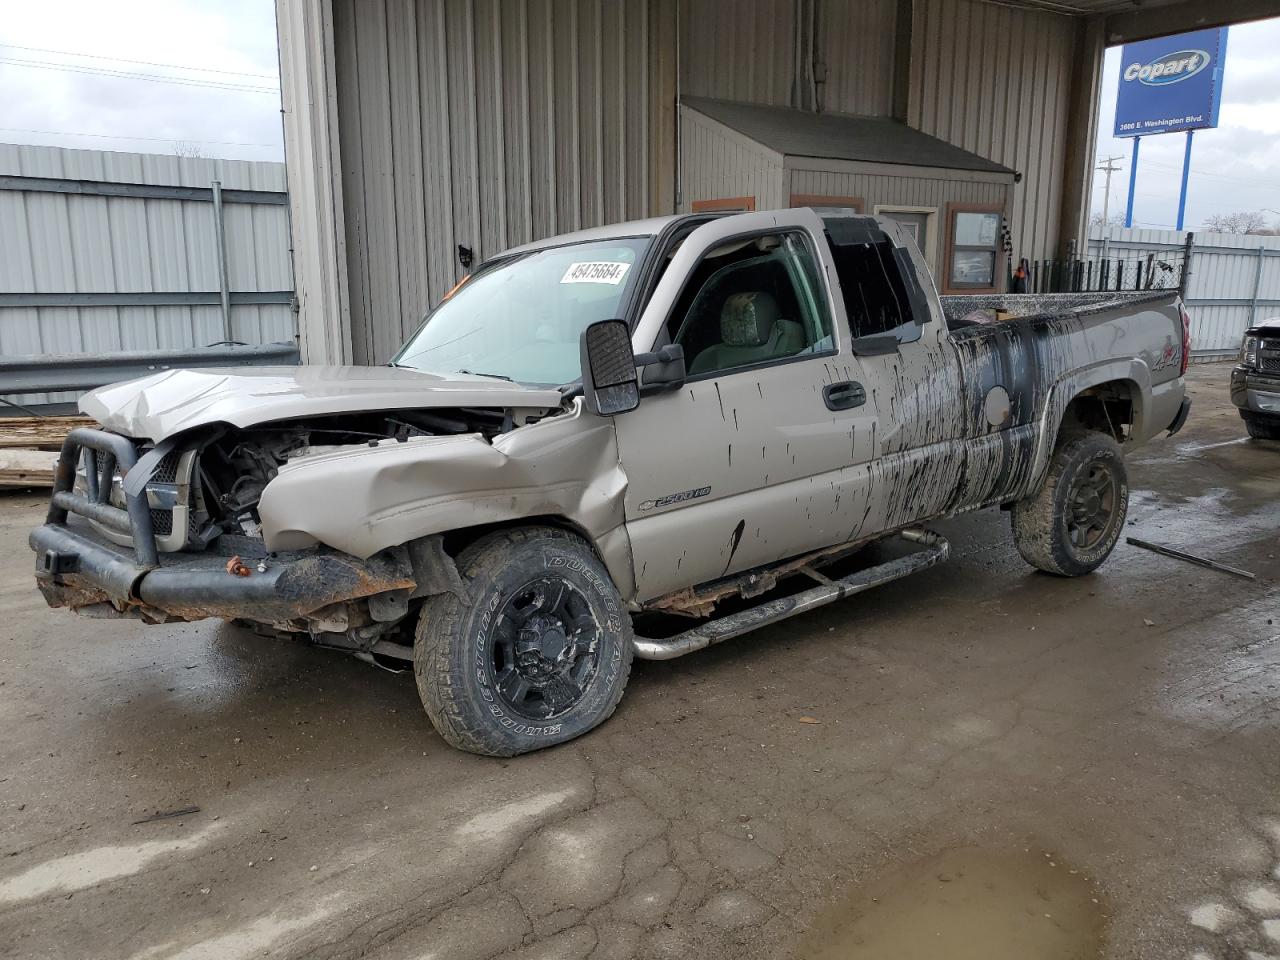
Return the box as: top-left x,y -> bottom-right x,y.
2,4 -> 1278,232
0,0 -> 283,163
1090,16 -> 1280,231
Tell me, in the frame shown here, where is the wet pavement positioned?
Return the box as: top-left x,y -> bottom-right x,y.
0,361 -> 1277,960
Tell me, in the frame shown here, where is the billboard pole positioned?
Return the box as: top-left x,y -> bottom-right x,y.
1175,130 -> 1194,231
1124,136 -> 1141,228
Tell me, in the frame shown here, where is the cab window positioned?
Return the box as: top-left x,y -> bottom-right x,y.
665,232 -> 835,378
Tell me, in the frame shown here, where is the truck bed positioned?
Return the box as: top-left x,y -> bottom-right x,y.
940,290 -> 1177,331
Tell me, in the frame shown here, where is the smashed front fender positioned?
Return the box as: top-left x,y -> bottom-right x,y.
257,402 -> 633,593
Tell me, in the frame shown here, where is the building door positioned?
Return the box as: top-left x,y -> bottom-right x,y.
874,206 -> 938,272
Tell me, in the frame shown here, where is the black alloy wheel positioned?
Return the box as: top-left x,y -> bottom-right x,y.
488,578 -> 602,720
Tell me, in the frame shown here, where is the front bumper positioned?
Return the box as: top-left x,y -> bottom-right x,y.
1231,365 -> 1280,418
31,427 -> 414,624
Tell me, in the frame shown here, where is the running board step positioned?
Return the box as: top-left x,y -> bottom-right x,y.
631,528 -> 949,661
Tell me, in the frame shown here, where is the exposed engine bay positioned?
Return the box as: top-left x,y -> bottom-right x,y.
66,405 -> 549,662
102,407 -> 520,554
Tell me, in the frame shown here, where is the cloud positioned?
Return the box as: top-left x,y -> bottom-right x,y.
0,0 -> 282,160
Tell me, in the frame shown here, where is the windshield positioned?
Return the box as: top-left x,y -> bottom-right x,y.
393,237 -> 651,385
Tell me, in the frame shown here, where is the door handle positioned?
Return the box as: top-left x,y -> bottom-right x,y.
823,381 -> 866,411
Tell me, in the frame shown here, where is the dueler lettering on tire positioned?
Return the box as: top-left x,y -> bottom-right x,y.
414,526 -> 634,757
1011,431 -> 1129,577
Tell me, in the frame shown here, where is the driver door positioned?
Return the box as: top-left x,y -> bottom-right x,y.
614,209 -> 876,602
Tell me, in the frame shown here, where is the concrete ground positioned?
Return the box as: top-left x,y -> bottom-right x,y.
1,361 -> 1277,960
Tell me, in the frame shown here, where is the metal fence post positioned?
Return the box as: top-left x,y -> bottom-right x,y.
1179,231 -> 1195,299
210,180 -> 232,342
1250,245 -> 1265,329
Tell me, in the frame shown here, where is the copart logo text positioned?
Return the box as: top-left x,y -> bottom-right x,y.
1123,49 -> 1210,86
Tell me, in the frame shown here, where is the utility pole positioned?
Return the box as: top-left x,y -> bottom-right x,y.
1097,155 -> 1123,261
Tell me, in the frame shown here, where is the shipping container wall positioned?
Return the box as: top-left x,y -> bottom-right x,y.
0,143 -> 293,404
908,0 -> 1076,265
679,108 -> 786,211
332,0 -> 676,365
1089,227 -> 1280,356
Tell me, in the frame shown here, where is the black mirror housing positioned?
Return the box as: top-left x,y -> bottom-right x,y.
580,320 -> 640,417
637,343 -> 686,394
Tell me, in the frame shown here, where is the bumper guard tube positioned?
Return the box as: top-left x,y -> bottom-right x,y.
31,426 -> 415,623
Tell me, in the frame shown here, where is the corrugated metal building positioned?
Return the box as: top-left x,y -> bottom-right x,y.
0,143 -> 295,404
275,0 -> 1263,365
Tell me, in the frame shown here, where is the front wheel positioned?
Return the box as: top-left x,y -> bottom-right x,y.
1011,432 -> 1128,576
1243,414 -> 1280,441
414,526 -> 633,757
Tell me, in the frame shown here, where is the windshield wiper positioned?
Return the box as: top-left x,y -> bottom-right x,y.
458,369 -> 514,382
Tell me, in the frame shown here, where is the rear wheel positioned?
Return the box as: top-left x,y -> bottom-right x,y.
1243,414 -> 1280,441
414,526 -> 633,757
1011,431 -> 1128,577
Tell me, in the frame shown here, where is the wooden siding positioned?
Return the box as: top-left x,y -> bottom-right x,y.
788,166 -> 1009,213
679,108 -> 786,213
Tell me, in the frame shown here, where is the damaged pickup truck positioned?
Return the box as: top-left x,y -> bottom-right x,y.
31,209 -> 1192,756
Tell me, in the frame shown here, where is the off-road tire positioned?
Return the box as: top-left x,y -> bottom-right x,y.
1243,414 -> 1280,441
1011,431 -> 1128,577
413,526 -> 633,757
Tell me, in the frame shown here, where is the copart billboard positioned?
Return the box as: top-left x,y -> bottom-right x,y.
1114,27 -> 1228,138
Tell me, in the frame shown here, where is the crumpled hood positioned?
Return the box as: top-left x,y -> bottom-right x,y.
80,365 -> 565,441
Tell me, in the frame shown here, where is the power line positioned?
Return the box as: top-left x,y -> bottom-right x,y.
1141,158 -> 1279,189
0,42 -> 277,80
0,57 -> 279,94
0,126 -> 277,148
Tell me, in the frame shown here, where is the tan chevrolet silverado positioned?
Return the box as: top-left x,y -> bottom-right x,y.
31,209 -> 1192,756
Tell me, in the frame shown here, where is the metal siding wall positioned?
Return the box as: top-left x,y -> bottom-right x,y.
332,0 -> 669,366
679,0 -> 797,107
1088,227 -> 1280,354
679,0 -> 897,116
788,167 -> 1007,210
817,0 -> 897,116
679,109 -> 785,211
908,0 -> 1075,265
0,143 -> 292,405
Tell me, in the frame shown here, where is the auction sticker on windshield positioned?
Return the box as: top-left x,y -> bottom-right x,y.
561,261 -> 631,284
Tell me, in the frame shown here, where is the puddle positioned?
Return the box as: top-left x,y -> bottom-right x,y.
793,847 -> 1105,960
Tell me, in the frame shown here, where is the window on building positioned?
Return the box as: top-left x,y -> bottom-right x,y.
944,204 -> 1003,294
690,196 -> 756,213
665,232 -> 835,377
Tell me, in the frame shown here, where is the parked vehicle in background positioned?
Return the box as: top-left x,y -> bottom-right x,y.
30,210 -> 1191,756
1232,318 -> 1280,441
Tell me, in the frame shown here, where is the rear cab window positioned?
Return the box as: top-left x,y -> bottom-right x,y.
823,217 -> 933,345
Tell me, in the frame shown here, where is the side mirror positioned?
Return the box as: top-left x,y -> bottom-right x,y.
580,320 -> 640,417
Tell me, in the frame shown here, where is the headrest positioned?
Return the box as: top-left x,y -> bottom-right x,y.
720,292 -> 780,346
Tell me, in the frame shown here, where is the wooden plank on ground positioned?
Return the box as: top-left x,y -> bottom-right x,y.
0,449 -> 59,488
0,416 -> 96,451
